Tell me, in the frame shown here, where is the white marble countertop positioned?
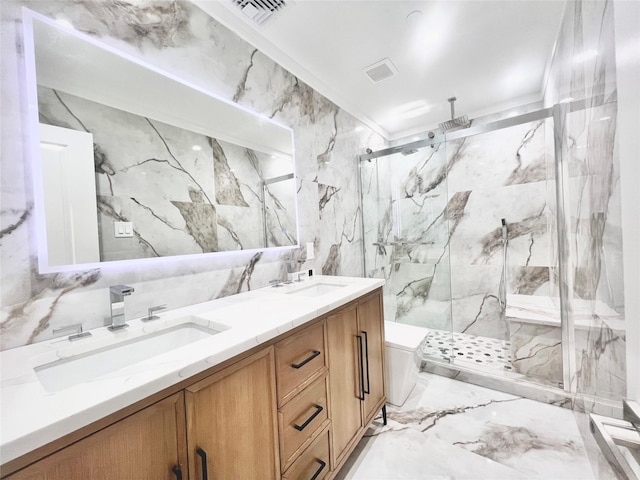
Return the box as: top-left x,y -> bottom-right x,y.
0,275 -> 384,465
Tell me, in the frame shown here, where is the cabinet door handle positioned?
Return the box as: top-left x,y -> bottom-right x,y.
310,459 -> 327,480
196,447 -> 208,480
362,330 -> 371,395
294,404 -> 324,431
356,335 -> 365,401
171,465 -> 183,480
292,350 -> 321,369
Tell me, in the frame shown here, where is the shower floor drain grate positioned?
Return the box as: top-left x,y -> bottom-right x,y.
423,329 -> 513,372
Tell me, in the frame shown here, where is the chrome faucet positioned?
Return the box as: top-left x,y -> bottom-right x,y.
109,285 -> 134,331
285,260 -> 305,282
52,323 -> 92,341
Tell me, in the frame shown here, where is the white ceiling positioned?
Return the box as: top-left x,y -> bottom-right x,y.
196,0 -> 567,140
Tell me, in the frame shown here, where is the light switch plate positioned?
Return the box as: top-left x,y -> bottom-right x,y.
114,221 -> 134,238
306,242 -> 315,260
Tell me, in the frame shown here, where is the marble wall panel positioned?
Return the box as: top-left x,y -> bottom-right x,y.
0,0 -> 385,350
444,120 -> 554,339
446,121 -> 547,193
508,320 -> 563,387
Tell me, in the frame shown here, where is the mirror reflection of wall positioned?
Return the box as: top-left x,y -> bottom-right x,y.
38,86 -> 296,262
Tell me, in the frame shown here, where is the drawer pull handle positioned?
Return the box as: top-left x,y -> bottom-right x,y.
356,335 -> 365,400
292,350 -> 321,369
362,330 -> 371,395
196,447 -> 208,480
310,459 -> 327,480
171,465 -> 183,480
294,404 -> 324,431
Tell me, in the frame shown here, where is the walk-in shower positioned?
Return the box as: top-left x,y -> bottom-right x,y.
359,101 -> 626,419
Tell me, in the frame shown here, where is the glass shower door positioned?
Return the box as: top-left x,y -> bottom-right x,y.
360,141 -> 453,363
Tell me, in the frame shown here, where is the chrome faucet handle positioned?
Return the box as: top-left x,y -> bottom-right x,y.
52,324 -> 92,341
143,304 -> 167,322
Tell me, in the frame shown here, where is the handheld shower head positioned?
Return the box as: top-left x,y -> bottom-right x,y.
501,218 -> 508,243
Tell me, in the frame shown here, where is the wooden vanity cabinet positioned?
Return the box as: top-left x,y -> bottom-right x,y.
275,321 -> 330,475
326,289 -> 385,469
185,347 -> 280,480
3,287 -> 385,480
358,291 -> 386,425
5,392 -> 187,480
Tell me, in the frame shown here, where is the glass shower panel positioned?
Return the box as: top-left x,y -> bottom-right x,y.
360,143 -> 453,362
560,103 -> 626,405
444,118 -> 561,381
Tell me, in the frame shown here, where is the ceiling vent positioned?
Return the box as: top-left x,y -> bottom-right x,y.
233,0 -> 288,25
364,58 -> 398,84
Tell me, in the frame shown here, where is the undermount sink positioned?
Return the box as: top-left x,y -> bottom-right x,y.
286,282 -> 346,297
35,319 -> 228,393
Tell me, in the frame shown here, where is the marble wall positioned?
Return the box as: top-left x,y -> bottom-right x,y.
0,0 -> 384,350
544,0 -> 626,404
38,86 -> 296,261
364,118 -> 555,342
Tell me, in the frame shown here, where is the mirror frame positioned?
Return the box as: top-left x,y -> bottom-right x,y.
21,8 -> 299,273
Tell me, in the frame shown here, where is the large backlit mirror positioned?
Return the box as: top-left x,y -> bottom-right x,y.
22,8 -> 298,273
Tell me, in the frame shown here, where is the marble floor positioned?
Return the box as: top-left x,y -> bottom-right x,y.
336,373 -> 621,480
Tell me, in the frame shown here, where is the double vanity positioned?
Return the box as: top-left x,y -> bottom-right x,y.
0,275 -> 385,479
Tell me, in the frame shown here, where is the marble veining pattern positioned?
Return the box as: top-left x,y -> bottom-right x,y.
336,373 -> 621,480
0,0 -> 385,350
363,118 -> 554,346
38,86 -> 295,259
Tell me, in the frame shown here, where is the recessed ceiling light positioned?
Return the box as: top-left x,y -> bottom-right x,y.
406,10 -> 423,26
391,100 -> 431,119
192,145 -> 202,151
501,65 -> 529,91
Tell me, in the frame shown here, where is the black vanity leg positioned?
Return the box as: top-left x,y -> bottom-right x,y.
382,404 -> 387,426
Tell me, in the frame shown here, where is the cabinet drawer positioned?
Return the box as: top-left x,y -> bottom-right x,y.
282,427 -> 330,480
279,375 -> 329,469
275,321 -> 326,404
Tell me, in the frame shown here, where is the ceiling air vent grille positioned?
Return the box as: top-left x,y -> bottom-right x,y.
233,0 -> 288,25
364,58 -> 398,83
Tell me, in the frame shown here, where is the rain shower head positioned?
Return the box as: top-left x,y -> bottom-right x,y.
439,97 -> 470,131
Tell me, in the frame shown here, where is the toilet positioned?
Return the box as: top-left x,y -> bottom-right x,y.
384,321 -> 429,407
